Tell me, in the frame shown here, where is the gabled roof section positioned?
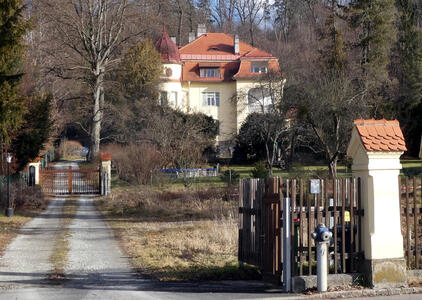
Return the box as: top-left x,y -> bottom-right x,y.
179,33 -> 276,60
354,119 -> 407,152
155,25 -> 181,63
233,60 -> 280,79
182,61 -> 239,82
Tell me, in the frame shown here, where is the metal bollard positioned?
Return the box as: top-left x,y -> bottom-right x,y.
311,223 -> 332,292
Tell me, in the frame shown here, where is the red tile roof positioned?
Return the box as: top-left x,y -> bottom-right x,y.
354,119 -> 407,152
233,60 -> 280,79
155,25 -> 181,63
180,33 -> 258,57
101,152 -> 112,161
156,31 -> 280,81
182,61 -> 240,82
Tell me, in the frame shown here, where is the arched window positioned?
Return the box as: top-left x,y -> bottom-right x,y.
248,88 -> 273,113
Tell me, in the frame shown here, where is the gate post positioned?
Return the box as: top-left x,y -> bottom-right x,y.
100,152 -> 112,195
283,195 -> 291,292
28,158 -> 41,185
347,119 -> 407,288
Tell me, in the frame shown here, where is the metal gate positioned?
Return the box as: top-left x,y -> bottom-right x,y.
39,166 -> 100,194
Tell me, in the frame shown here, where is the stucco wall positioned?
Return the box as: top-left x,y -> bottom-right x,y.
235,80 -> 256,132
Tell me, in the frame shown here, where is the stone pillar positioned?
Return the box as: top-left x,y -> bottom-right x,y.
347,119 -> 407,288
28,161 -> 41,185
100,152 -> 111,195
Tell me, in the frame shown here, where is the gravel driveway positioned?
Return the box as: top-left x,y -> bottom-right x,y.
0,161 -> 285,299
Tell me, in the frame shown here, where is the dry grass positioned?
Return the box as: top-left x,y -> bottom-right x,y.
0,189 -> 50,257
96,186 -> 260,281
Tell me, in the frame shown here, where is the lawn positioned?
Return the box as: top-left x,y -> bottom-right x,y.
143,159 -> 422,189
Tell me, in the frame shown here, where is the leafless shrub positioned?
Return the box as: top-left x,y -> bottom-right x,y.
12,185 -> 47,210
57,139 -> 84,159
104,143 -> 162,185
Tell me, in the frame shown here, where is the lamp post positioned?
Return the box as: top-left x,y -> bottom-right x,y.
6,153 -> 13,217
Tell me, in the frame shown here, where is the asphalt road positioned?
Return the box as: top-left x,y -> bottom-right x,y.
0,161 -> 287,299
0,161 -> 420,299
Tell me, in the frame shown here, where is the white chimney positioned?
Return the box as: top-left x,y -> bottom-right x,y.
189,32 -> 196,43
197,24 -> 206,37
170,36 -> 177,45
234,34 -> 240,55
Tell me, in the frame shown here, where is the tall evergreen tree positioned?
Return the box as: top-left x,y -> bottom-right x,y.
0,0 -> 30,154
350,0 -> 397,116
396,0 -> 422,155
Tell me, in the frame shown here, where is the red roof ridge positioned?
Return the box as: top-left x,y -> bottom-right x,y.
179,33 -> 213,51
354,118 -> 400,126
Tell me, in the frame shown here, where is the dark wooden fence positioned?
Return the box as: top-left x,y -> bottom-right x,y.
239,177 -> 364,282
400,176 -> 422,269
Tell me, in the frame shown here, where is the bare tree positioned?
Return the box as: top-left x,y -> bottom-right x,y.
41,0 -> 135,160
234,0 -> 265,45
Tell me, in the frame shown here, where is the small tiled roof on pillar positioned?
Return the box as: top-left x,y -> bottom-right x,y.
354,119 -> 407,152
155,25 -> 181,63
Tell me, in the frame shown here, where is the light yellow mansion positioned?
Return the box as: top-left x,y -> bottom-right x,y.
155,25 -> 281,152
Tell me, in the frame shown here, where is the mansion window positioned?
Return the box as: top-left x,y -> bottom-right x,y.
160,91 -> 182,108
248,88 -> 272,113
203,92 -> 220,107
251,62 -> 268,73
160,91 -> 168,106
200,68 -> 220,78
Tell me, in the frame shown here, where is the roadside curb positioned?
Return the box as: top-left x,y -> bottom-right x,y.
258,287 -> 422,299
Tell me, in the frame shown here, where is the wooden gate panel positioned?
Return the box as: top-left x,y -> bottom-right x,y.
40,168 -> 100,194
400,176 -> 422,269
239,177 -> 364,283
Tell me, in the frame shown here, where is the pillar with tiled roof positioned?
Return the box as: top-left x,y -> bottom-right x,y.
347,119 -> 407,288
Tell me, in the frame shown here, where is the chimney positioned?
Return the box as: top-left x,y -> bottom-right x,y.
197,24 -> 206,37
189,31 -> 196,43
170,36 -> 177,45
234,34 -> 240,55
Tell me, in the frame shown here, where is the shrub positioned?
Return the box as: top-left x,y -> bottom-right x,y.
251,161 -> 269,179
57,139 -> 84,159
220,169 -> 240,186
104,143 -> 162,185
12,185 -> 47,210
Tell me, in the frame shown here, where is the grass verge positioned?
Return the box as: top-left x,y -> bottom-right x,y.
0,186 -> 50,257
49,197 -> 79,279
96,186 -> 260,281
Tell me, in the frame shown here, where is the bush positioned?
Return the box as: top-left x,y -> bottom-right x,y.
57,139 -> 84,159
251,162 -> 269,179
104,143 -> 162,185
220,169 -> 240,186
12,185 -> 47,210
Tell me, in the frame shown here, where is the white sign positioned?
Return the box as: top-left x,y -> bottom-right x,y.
310,179 -> 320,194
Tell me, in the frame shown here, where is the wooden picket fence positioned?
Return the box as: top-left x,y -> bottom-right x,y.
239,177 -> 364,283
400,176 -> 422,269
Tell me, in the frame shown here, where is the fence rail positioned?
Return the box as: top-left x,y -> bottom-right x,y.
239,177 -> 364,282
400,176 -> 422,270
0,174 -> 31,208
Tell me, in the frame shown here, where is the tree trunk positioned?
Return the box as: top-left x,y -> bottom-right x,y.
89,70 -> 104,161
329,157 -> 337,178
265,142 -> 272,175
